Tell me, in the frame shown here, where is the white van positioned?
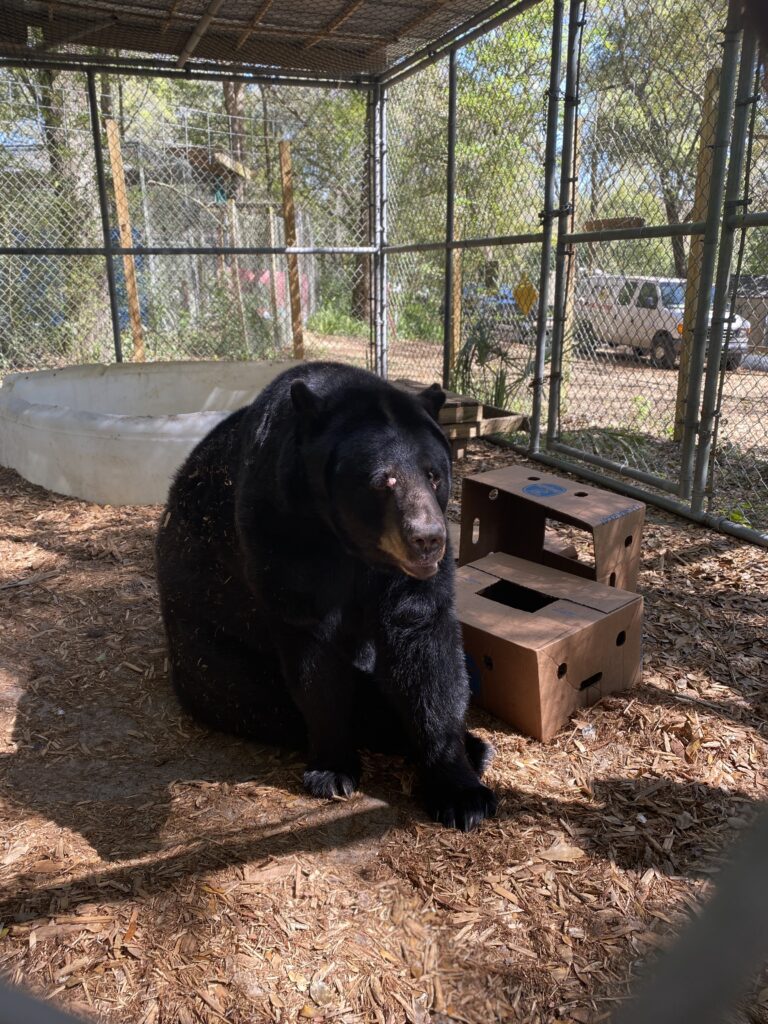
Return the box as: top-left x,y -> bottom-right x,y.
575,273 -> 750,370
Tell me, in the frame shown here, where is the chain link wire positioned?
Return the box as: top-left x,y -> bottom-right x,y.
0,71 -> 372,372
0,0 -> 765,538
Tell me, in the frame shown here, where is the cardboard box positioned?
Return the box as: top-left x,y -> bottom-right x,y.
459,465 -> 645,591
457,553 -> 643,741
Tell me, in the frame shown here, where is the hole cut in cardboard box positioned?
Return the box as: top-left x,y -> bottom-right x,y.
457,552 -> 643,741
459,465 -> 646,591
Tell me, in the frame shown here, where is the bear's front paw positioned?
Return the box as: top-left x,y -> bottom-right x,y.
425,781 -> 498,831
303,756 -> 360,800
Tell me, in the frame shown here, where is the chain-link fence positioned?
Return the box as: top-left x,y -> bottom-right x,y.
0,72 -> 373,372
0,0 -> 765,543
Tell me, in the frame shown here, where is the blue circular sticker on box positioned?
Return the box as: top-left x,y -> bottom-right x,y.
522,482 -> 567,497
464,652 -> 481,696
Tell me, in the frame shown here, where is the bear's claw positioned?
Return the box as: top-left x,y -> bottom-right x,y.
427,781 -> 498,832
303,767 -> 360,800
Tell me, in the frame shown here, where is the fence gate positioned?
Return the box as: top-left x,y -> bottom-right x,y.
529,0 -> 768,546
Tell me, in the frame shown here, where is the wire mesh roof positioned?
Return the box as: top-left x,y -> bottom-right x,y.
0,0 -> 526,80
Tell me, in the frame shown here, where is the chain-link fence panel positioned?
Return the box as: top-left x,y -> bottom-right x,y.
451,243 -> 550,416
0,68 -> 373,374
575,0 -> 727,238
705,70 -> 768,536
455,5 -> 553,242
0,254 -> 114,369
386,62 -> 449,248
556,236 -> 696,489
385,250 -> 444,384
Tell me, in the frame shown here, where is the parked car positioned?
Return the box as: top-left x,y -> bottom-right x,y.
463,284 -> 553,350
575,273 -> 750,370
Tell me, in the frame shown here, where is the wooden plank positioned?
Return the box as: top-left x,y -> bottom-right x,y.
278,139 -> 305,360
450,221 -> 462,381
582,217 -> 645,232
105,118 -> 145,362
674,67 -> 719,441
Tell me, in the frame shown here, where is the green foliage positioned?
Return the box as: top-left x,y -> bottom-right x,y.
398,301 -> 443,343
307,301 -> 367,338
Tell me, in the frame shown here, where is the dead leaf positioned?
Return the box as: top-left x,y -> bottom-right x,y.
538,842 -> 586,863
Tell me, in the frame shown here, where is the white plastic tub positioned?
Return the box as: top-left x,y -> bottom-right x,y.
0,360 -> 299,505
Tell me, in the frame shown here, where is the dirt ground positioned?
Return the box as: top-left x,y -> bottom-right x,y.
306,330 -> 768,447
1,441 -> 767,1024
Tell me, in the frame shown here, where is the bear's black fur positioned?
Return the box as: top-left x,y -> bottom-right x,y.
155,362 -> 497,831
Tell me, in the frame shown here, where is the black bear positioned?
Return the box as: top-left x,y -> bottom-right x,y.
155,362 -> 497,830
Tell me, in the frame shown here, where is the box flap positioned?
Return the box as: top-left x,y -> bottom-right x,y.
464,552 -> 641,614
456,568 -> 603,650
464,465 -> 645,529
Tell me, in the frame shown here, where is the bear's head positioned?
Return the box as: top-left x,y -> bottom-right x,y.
291,378 -> 451,580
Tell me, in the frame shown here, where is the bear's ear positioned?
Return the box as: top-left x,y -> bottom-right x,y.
417,382 -> 446,421
290,379 -> 322,422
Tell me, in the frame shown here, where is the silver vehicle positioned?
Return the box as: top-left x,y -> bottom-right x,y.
576,273 -> 751,370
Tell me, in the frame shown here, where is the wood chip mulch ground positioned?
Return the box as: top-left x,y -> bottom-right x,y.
1,441 -> 766,1024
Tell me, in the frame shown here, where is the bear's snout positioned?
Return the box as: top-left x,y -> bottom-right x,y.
405,518 -> 446,561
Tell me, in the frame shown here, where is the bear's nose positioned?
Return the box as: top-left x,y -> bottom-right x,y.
410,522 -> 446,558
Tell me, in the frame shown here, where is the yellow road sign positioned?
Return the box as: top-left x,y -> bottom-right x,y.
514,274 -> 538,317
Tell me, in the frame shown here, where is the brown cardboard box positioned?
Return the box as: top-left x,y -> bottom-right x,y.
457,553 -> 643,741
459,465 -> 646,591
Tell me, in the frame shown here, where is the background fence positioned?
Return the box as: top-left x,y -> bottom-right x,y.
0,0 -> 765,543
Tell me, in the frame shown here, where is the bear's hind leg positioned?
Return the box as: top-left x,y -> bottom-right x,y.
165,617 -> 306,748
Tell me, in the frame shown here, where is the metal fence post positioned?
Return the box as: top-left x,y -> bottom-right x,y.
372,81 -> 388,378
442,48 -> 458,390
678,0 -> 741,500
85,69 -> 122,364
546,0 -> 584,447
530,0 -> 564,453
691,22 -> 757,514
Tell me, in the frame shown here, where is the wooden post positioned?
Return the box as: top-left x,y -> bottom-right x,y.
559,140 -> 580,413
450,223 -> 462,379
278,139 -> 304,360
674,67 -> 719,442
227,197 -> 249,351
267,205 -> 282,349
105,118 -> 145,362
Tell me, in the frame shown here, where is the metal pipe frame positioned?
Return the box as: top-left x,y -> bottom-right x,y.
0,245 -> 377,257
85,68 -> 122,363
0,54 -> 371,89
678,0 -> 742,501
549,440 -> 681,494
545,0 -> 584,447
529,0 -> 564,453
691,21 -> 757,515
372,81 -> 388,378
562,221 -> 706,244
493,438 -> 768,547
441,48 -> 458,389
727,210 -> 768,228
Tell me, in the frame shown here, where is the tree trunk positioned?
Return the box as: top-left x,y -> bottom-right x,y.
36,69 -> 105,358
661,187 -> 687,278
223,80 -> 246,201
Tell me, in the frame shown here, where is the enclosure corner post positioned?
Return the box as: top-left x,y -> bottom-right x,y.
372,81 -> 389,379
442,48 -> 458,391
546,0 -> 584,447
86,69 -> 122,364
530,0 -> 565,453
678,0 -> 741,501
691,20 -> 757,514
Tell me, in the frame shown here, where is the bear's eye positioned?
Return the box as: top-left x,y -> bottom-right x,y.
427,470 -> 439,489
371,473 -> 397,491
